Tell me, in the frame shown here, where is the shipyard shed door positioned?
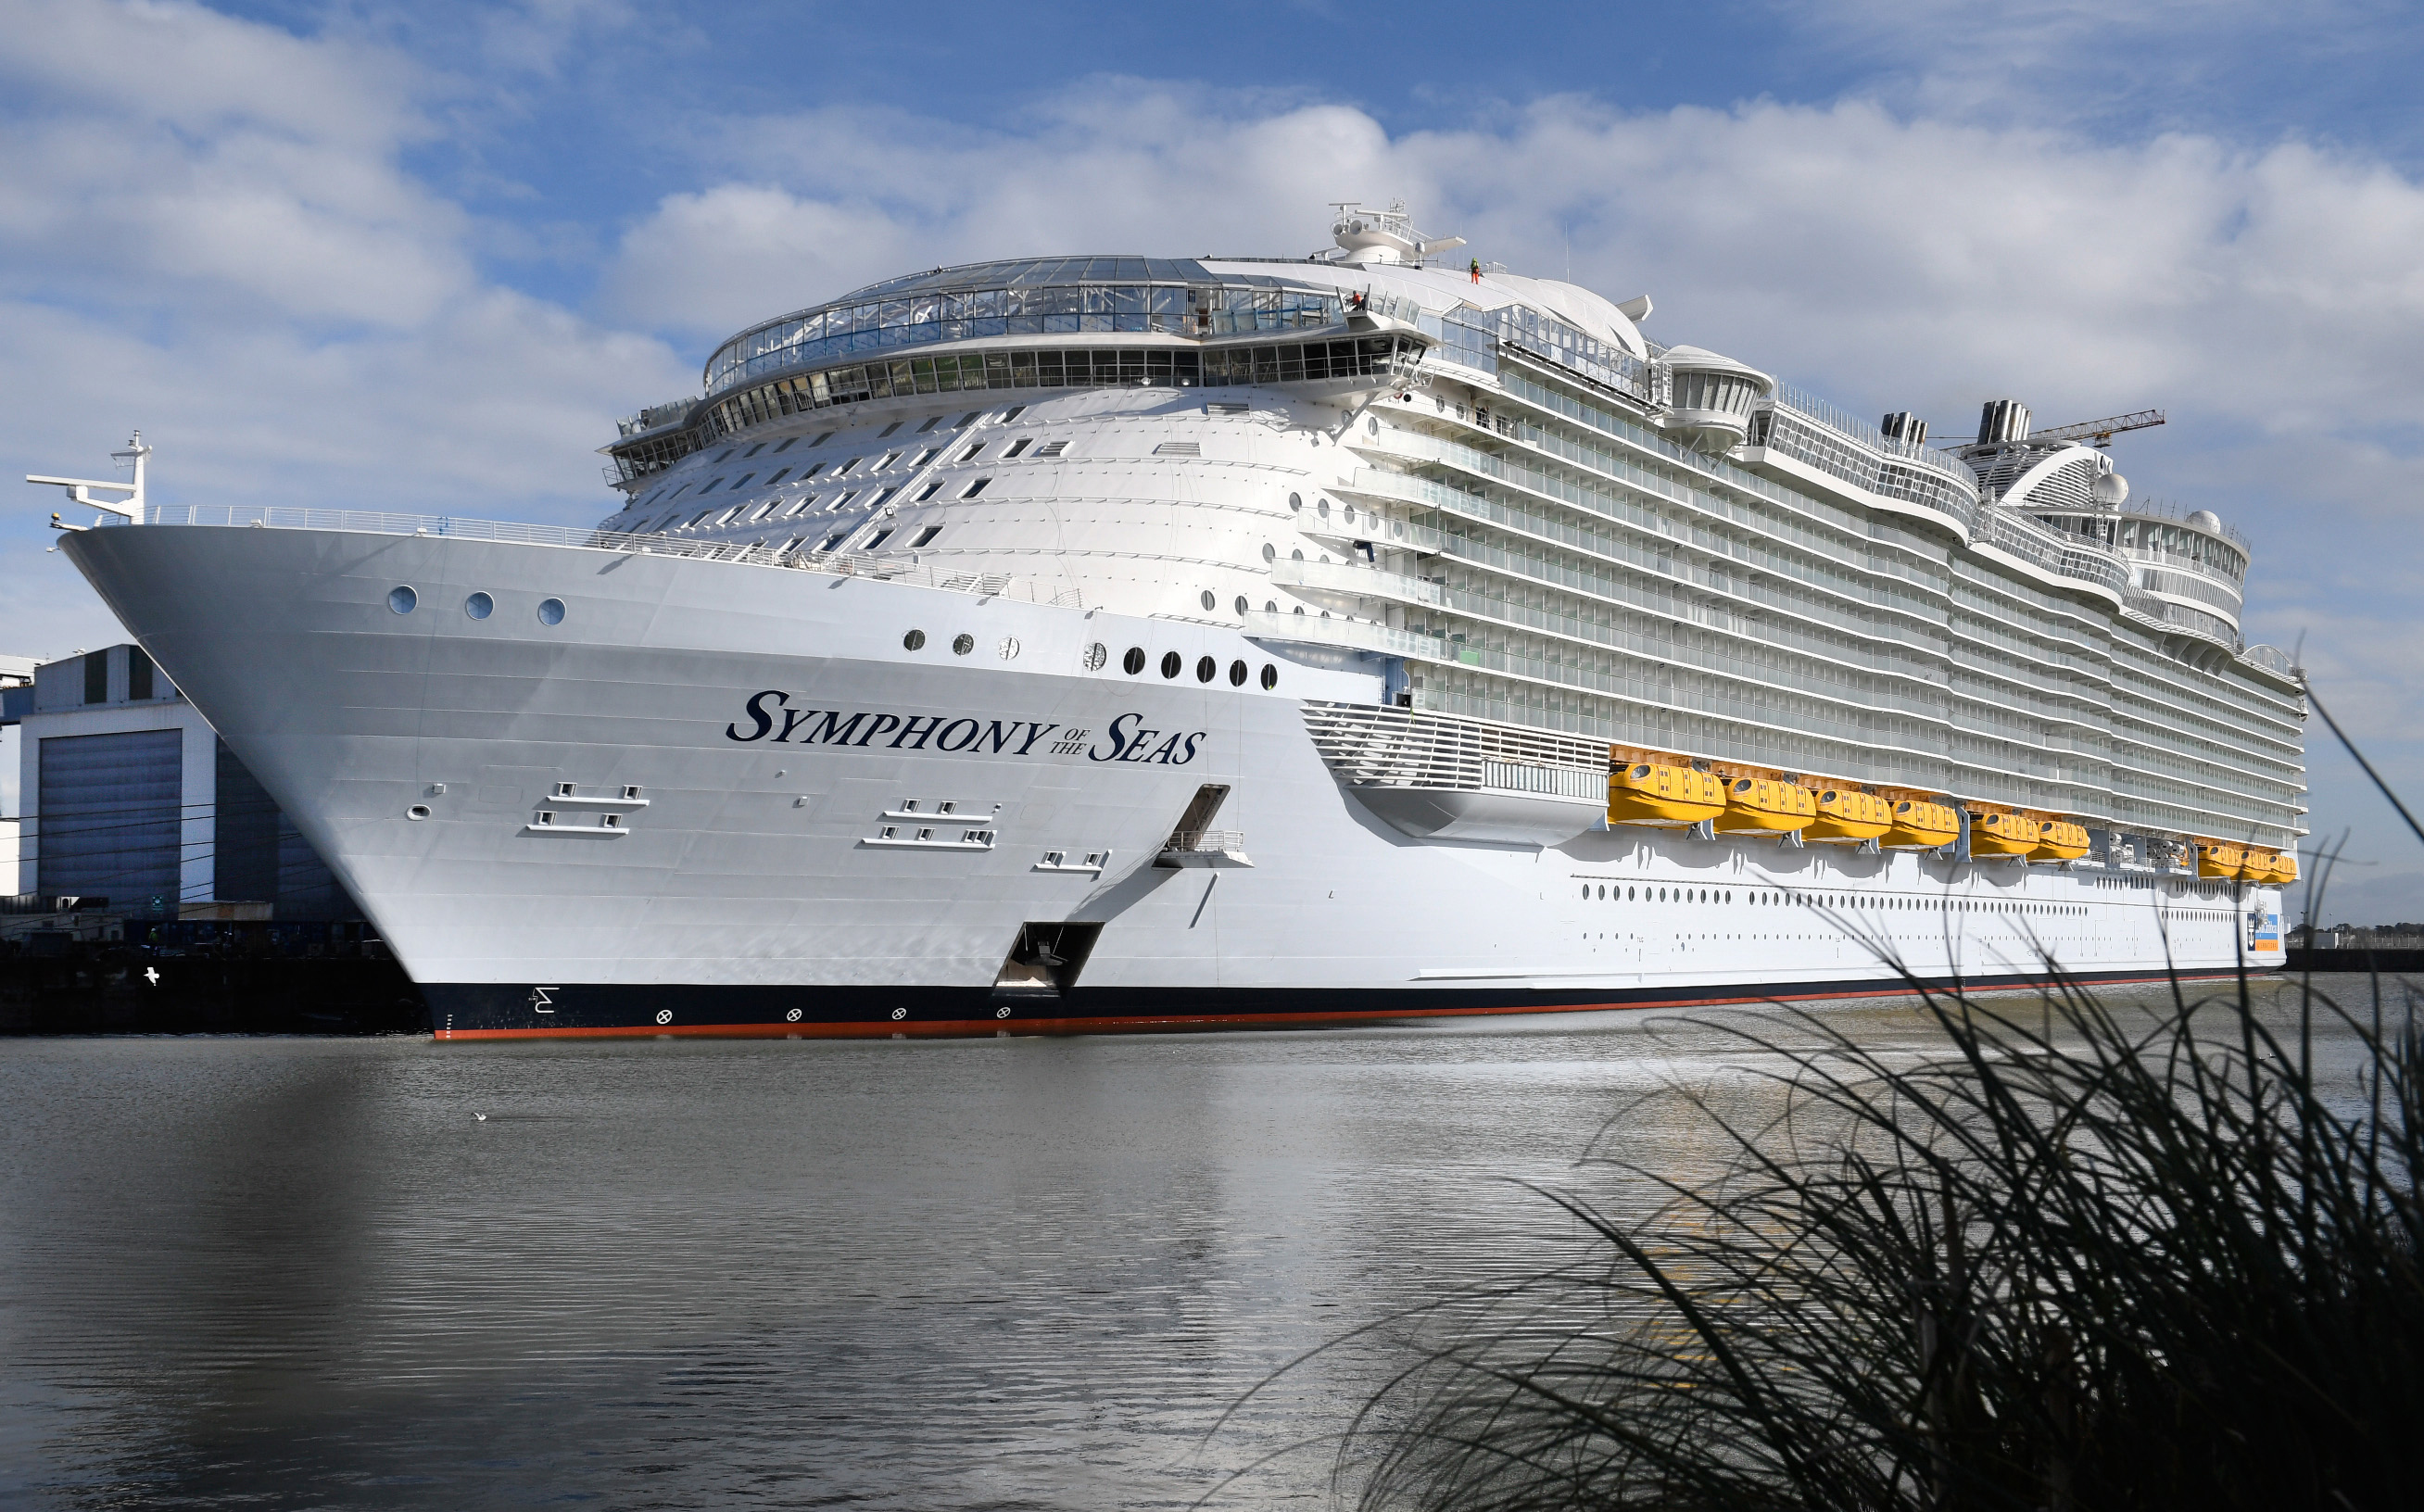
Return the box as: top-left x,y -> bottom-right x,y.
37,728 -> 183,913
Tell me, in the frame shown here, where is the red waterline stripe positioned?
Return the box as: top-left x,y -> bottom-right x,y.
432,967 -> 2266,1041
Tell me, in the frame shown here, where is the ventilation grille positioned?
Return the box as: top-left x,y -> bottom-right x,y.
1032,440 -> 1068,458
1153,441 -> 1201,457
1301,700 -> 1609,795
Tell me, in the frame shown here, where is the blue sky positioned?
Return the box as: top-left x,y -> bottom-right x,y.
4,0 -> 2421,920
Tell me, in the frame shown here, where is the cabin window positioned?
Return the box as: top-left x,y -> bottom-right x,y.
1004,437 -> 1031,458
910,525 -> 942,548
958,442 -> 984,462
961,478 -> 991,498
916,483 -> 943,501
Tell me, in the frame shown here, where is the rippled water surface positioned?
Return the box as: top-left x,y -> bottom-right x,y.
0,976 -> 2368,1509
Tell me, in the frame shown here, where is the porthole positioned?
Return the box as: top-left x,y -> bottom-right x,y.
1123,646 -> 1146,675
463,591 -> 493,620
1581,884 -> 1590,900
1317,498 -> 1330,520
1200,589 -> 1217,611
998,636 -> 1021,661
1234,595 -> 1250,617
537,598 -> 566,625
387,586 -> 417,614
1264,599 -> 1278,613
1259,663 -> 1278,690
1228,659 -> 1248,686
1160,649 -> 1182,679
407,804 -> 431,820
1626,887 -> 1635,901
952,633 -> 976,655
1288,492 -> 1302,511
1262,543 -> 1277,563
1195,655 -> 1217,683
1084,641 -> 1108,671
1366,416 -> 1379,435
1597,885 -> 1607,900
903,628 -> 928,650
1291,548 -> 1305,561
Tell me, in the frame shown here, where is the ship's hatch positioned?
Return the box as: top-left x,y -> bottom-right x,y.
992,922 -> 1103,996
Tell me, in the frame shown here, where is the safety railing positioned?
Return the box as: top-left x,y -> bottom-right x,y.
101,504 -> 1084,608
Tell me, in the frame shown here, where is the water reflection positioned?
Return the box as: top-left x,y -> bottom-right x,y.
0,976 -> 2359,1508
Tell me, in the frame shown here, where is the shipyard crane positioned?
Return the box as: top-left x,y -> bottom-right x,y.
2026,409 -> 2165,447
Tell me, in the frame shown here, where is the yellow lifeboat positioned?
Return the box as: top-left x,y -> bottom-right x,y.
1805,788 -> 1893,843
1714,776 -> 1816,835
1881,800 -> 1960,850
2242,850 -> 2294,884
1969,811 -> 2042,856
2029,820 -> 2090,863
1608,762 -> 1727,828
2195,841 -> 2246,879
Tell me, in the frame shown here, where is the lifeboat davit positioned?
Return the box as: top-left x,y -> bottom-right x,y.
2029,820 -> 2090,863
1715,776 -> 1816,835
1608,762 -> 1726,828
1882,800 -> 1959,850
2195,841 -> 2246,879
1805,788 -> 1892,843
1970,811 -> 2041,856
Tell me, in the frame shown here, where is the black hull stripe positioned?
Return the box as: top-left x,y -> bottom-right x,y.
426,965 -> 2280,1040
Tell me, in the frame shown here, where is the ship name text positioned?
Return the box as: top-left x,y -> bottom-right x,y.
724,691 -> 1204,765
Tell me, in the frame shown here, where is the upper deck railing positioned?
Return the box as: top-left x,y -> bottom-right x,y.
92,504 -> 1084,608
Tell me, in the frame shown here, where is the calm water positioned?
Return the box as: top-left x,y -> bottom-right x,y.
0,976 -> 2381,1509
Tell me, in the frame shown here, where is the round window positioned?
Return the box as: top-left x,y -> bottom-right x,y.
1367,416 -> 1379,435
1291,548 -> 1304,561
998,636 -> 1020,661
463,591 -> 492,620
1200,589 -> 1216,611
1228,659 -> 1247,686
1122,646 -> 1146,675
1084,641 -> 1108,671
903,628 -> 928,650
1233,595 -> 1249,617
1261,543 -> 1276,563
1195,655 -> 1216,684
1159,650 -> 1182,679
1288,492 -> 1302,511
1317,498 -> 1330,519
387,586 -> 417,614
537,598 -> 565,625
1259,663 -> 1278,690
952,633 -> 975,655
407,804 -> 431,821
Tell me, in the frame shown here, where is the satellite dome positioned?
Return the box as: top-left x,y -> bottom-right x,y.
2090,471 -> 2128,507
2186,509 -> 2223,532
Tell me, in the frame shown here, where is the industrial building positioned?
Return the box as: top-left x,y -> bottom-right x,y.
4,644 -> 359,924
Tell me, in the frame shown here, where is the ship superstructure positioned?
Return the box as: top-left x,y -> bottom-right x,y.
41,204 -> 2303,1037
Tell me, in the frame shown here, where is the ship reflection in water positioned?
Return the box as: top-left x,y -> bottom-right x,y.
0,979 -> 2339,1508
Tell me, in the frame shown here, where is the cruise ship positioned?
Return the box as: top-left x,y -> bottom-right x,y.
39,205 -> 2305,1039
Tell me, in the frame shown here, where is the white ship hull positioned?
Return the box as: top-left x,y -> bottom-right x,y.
63,522 -> 2283,1040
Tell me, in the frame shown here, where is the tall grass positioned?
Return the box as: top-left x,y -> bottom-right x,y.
1336,966 -> 2422,1512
